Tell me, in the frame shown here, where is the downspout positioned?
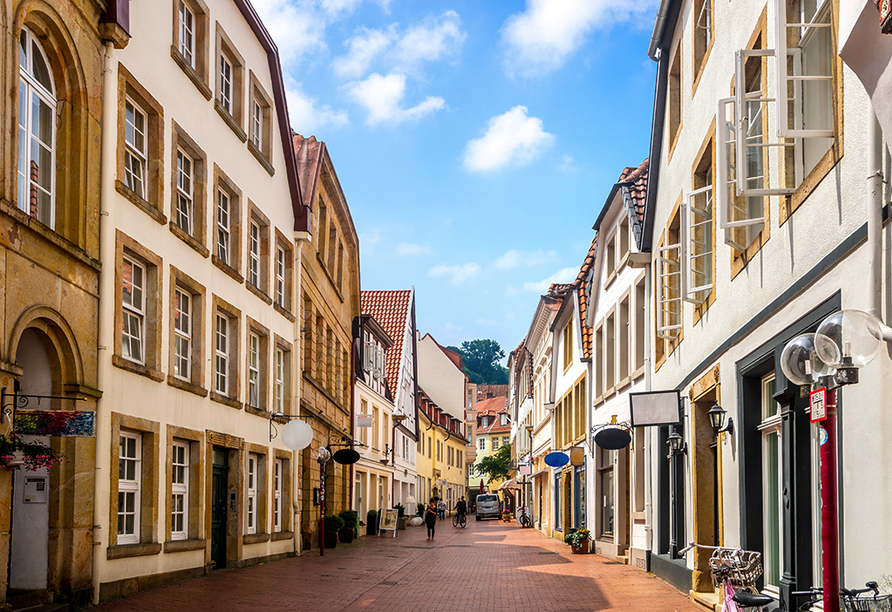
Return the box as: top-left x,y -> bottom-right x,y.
867,103 -> 892,341
93,39 -> 117,605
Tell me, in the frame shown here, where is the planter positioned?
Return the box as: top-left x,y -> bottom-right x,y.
397,517 -> 407,530
324,530 -> 338,548
366,513 -> 378,536
571,541 -> 590,554
338,527 -> 355,543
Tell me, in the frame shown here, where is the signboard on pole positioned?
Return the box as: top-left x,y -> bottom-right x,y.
810,387 -> 827,423
378,508 -> 398,537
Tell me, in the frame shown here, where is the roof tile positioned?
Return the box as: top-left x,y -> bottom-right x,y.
361,290 -> 413,395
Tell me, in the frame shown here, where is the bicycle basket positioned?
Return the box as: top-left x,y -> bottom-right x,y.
844,593 -> 892,612
707,549 -> 763,589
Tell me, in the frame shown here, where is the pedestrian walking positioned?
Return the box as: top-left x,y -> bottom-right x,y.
437,498 -> 446,520
425,498 -> 438,541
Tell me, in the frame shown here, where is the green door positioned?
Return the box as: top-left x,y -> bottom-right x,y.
211,449 -> 228,569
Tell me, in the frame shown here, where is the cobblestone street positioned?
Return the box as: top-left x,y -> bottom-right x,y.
92,519 -> 701,612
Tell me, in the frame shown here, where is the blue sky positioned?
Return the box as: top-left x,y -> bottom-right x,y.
253,0 -> 660,359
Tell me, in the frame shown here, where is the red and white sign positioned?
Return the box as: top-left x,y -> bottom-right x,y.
810,387 -> 827,423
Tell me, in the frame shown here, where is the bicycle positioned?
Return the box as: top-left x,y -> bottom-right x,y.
792,582 -> 892,611
518,506 -> 532,528
678,541 -> 773,611
452,512 -> 466,528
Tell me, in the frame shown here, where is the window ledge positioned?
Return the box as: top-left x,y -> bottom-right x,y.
270,531 -> 293,542
112,355 -> 164,382
164,538 -> 207,553
215,101 -> 247,143
170,47 -> 212,100
273,303 -> 295,322
212,255 -> 244,284
243,533 -> 270,545
169,223 -> 210,258
107,542 -> 162,560
245,404 -> 269,419
247,282 -> 272,305
115,181 -> 167,225
616,376 -> 632,393
210,392 -> 242,410
167,375 -> 209,398
247,141 -> 275,177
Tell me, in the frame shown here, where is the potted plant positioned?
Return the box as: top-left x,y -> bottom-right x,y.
416,503 -> 425,517
395,503 -> 407,530
501,509 -> 511,522
366,509 -> 378,536
0,434 -> 64,470
564,528 -> 592,554
324,514 -> 344,548
338,510 -> 358,543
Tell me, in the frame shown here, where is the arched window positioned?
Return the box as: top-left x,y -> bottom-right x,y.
18,27 -> 56,228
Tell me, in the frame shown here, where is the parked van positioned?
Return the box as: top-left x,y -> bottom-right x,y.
475,494 -> 500,520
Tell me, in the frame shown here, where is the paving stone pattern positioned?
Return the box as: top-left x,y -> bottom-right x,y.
93,519 -> 701,611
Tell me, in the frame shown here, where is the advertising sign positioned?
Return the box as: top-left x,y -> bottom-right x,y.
810,387 -> 827,423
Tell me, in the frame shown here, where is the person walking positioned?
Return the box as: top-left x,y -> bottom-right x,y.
437,498 -> 446,520
425,499 -> 438,541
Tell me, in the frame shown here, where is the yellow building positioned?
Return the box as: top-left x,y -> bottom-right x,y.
469,395 -> 510,496
417,390 -> 468,511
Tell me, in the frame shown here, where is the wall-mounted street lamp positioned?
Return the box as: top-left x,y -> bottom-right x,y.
667,430 -> 687,455
707,402 -> 733,438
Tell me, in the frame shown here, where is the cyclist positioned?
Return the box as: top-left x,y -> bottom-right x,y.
454,497 -> 467,519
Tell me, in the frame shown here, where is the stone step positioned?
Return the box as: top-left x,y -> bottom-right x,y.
690,589 -> 721,612
615,554 -> 630,565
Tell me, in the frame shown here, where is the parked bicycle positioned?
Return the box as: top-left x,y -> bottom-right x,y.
678,541 -> 773,611
791,582 -> 892,611
518,506 -> 532,528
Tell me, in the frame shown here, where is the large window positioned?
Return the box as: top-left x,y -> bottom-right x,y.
178,1 -> 195,67
216,190 -> 231,265
171,441 -> 189,540
218,54 -> 233,115
598,448 -> 615,537
275,348 -> 285,413
248,332 -> 260,409
124,99 -> 147,199
122,257 -> 146,364
173,288 -> 191,381
18,28 -> 56,227
247,453 -> 258,535
760,374 -> 783,592
215,313 -> 230,395
249,222 -> 261,288
175,149 -> 194,235
118,432 -> 142,545
273,458 -> 283,533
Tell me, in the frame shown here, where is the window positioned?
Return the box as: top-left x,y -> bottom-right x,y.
685,137 -> 715,303
247,204 -> 271,298
252,99 -> 262,150
172,0 -> 212,98
212,166 -> 241,275
275,247 -> 285,306
118,432 -> 141,545
214,25 -> 245,138
595,323 -> 604,399
215,313 -> 229,395
124,99 -> 147,199
502,436 -> 509,447
692,0 -> 714,86
760,374 -> 783,592
372,407 -> 379,449
18,28 -> 56,227
219,54 -> 232,114
178,1 -> 195,67
217,190 -> 231,265
605,310 -> 616,391
212,298 -> 243,404
656,206 -> 683,340
170,123 -> 208,255
171,441 -> 189,540
122,257 -> 146,364
275,347 -> 285,413
247,453 -> 258,535
668,41 -> 682,154
248,333 -> 260,409
562,321 -> 572,371
173,288 -> 191,381
492,437 -> 500,451
500,413 -> 507,426
598,448 -> 615,537
619,294 -> 630,384
273,458 -> 283,532
249,221 -> 260,287
176,149 -> 194,235
248,72 -> 274,171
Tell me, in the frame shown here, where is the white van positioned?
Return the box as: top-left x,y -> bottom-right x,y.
475,494 -> 500,520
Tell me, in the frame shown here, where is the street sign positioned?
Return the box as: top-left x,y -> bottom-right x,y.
810,387 -> 827,423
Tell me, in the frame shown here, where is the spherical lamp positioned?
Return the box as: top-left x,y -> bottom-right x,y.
780,334 -> 835,385
314,446 -> 331,463
814,310 -> 883,368
280,419 -> 313,451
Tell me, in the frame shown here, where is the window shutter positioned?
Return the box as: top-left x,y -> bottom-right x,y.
656,242 -> 683,338
774,0 -> 833,139
364,338 -> 373,372
684,186 -> 714,302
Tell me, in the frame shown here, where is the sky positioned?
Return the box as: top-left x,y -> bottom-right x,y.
252,0 -> 661,360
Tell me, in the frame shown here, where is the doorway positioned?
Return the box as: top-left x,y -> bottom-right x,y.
210,447 -> 228,569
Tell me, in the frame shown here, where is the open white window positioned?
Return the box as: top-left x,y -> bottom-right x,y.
684,185 -> 714,302
656,242 -> 683,338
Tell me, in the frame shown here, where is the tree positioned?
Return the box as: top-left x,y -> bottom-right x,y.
446,339 -> 508,385
476,443 -> 511,482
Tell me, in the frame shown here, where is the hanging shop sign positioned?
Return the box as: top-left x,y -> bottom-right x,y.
629,390 -> 682,427
544,451 -> 569,468
14,410 -> 95,437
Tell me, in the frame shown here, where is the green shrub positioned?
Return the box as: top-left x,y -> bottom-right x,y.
339,509 -> 359,530
325,514 -> 345,532
417,503 -> 425,516
394,503 -> 405,518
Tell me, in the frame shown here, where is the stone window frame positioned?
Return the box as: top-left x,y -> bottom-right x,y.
214,23 -> 246,142
243,445 -> 269,543
212,164 -> 243,283
248,70 -> 274,175
245,318 -> 270,416
167,266 -> 208,397
164,425 -> 206,552
116,65 -> 166,224
170,0 -> 212,100
246,201 -> 271,304
691,0 -> 715,96
108,412 -> 162,559
170,122 -> 209,257
114,231 -> 164,382
273,229 -> 294,319
273,335 -> 293,416
210,295 -> 242,409
270,452 -> 294,538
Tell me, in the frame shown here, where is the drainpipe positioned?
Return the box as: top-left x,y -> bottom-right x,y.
93,39 -> 117,606
867,103 -> 892,340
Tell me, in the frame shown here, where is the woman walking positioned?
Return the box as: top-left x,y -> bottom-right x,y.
425,498 -> 438,541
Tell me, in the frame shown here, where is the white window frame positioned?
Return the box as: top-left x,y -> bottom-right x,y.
655,242 -> 683,339
247,453 -> 258,535
759,373 -> 783,594
215,313 -> 229,395
249,221 -> 260,288
124,98 -> 148,199
118,432 -> 141,545
248,332 -> 260,409
122,257 -> 146,364
171,441 -> 189,541
176,149 -> 194,235
219,54 -> 233,114
492,437 -> 500,450
478,437 -> 485,451
18,28 -> 56,228
178,1 -> 195,67
217,189 -> 231,265
174,287 -> 191,381
252,98 -> 263,150
275,348 -> 285,413
683,185 -> 714,302
273,458 -> 283,532
275,246 -> 286,307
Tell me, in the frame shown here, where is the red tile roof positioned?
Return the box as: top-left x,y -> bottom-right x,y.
476,395 -> 507,416
618,158 -> 648,225
575,235 -> 597,359
361,290 -> 413,395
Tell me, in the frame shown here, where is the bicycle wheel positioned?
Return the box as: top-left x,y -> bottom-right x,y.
459,514 -> 466,528
452,514 -> 460,528
521,515 -> 531,528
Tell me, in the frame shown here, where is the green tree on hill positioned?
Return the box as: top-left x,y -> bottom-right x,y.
476,443 -> 512,482
445,339 -> 508,385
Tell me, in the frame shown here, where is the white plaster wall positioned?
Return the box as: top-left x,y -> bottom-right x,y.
417,334 -> 465,420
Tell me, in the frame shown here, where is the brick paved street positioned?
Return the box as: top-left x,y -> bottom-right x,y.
92,519 -> 701,612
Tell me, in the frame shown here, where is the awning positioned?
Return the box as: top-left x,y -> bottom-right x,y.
530,468 -> 549,478
498,478 -> 523,491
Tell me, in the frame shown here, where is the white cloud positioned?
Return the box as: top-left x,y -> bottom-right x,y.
285,84 -> 349,133
557,154 -> 579,174
501,0 -> 656,76
429,263 -> 482,285
251,0 -> 330,64
523,267 -> 578,292
397,243 -> 433,256
394,11 -> 466,72
359,228 -> 382,255
333,27 -> 396,79
320,0 -> 362,17
346,73 -> 446,125
462,106 -> 554,172
494,248 -> 559,269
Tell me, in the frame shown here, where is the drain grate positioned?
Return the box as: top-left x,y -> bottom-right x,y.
447,544 -> 471,547
379,581 -> 398,586
538,551 -> 558,555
